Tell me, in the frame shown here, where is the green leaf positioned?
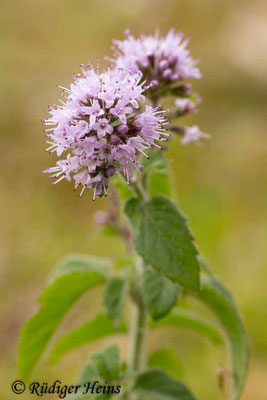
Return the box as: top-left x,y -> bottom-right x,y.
125,195 -> 200,292
50,314 -> 127,363
149,172 -> 172,197
92,344 -> 120,382
18,254 -> 108,380
134,369 -> 196,400
143,268 -> 179,320
150,308 -> 222,345
148,348 -> 184,379
198,272 -> 249,400
104,277 -> 127,326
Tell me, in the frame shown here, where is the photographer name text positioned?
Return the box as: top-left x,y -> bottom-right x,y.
11,380 -> 121,398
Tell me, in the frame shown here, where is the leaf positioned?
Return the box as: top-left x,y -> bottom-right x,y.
50,314 -> 127,363
150,308 -> 222,345
143,268 -> 179,320
149,172 -> 172,197
148,348 -> 184,379
198,272 -> 249,400
92,344 -> 120,381
18,254 -> 108,379
104,277 -> 127,326
134,369 -> 196,400
125,195 -> 200,292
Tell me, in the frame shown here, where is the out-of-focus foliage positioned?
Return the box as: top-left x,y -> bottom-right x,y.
18,254 -> 108,379
0,0 -> 267,399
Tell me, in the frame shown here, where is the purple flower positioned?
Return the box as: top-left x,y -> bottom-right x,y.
109,29 -> 201,89
43,65 -> 169,199
181,125 -> 210,145
94,118 -> 113,139
110,99 -> 133,124
85,99 -> 104,126
175,98 -> 198,115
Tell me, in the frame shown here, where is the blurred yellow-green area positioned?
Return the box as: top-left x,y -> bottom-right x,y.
0,0 -> 267,399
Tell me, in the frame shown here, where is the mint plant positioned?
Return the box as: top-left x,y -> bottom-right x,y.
18,30 -> 249,400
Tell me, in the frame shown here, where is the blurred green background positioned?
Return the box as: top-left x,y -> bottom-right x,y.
0,0 -> 267,399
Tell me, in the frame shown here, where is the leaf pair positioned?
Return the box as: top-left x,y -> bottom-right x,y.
76,348 -> 196,400
125,194 -> 249,400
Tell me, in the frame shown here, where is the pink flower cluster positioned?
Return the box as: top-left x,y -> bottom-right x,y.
43,65 -> 169,199
110,29 -> 201,88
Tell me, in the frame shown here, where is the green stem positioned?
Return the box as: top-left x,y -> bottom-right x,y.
127,261 -> 147,399
129,297 -> 147,372
122,169 -> 151,398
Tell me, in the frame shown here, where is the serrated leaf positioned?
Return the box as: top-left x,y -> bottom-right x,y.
134,369 -> 196,400
150,308 -> 222,345
143,268 -> 179,320
104,277 -> 126,326
148,348 -> 184,379
125,195 -> 200,291
92,344 -> 120,381
50,314 -> 127,363
18,254 -> 108,380
198,271 -> 249,400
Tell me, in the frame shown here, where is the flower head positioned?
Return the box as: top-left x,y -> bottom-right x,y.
43,64 -> 169,199
181,125 -> 210,145
110,29 -> 201,90
175,98 -> 198,115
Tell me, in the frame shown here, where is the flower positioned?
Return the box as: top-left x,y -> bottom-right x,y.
175,98 -> 198,115
109,29 -> 201,90
43,64 -> 169,199
181,125 -> 210,145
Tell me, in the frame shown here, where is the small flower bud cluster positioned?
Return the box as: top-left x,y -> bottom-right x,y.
109,29 -> 206,146
110,29 -> 201,91
175,98 -> 198,116
43,65 -> 169,199
181,126 -> 210,145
